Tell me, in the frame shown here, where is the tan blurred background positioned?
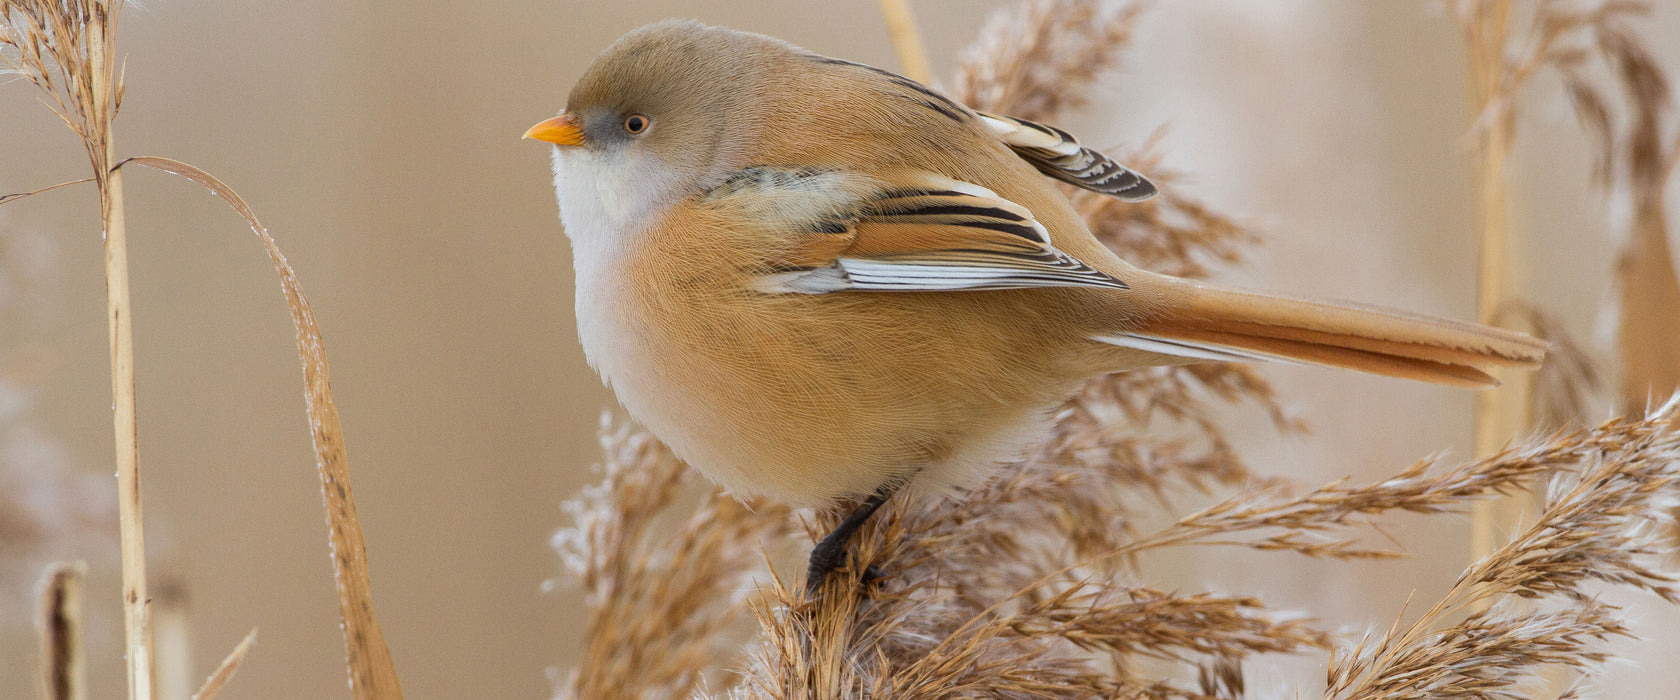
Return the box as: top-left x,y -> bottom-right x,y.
2,1 -> 1678,697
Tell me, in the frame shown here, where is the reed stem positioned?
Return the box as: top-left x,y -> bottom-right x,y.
87,4 -> 156,698
36,563 -> 87,700
1467,0 -> 1532,563
876,0 -> 933,83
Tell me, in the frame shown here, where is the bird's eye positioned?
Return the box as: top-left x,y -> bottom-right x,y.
624,114 -> 649,135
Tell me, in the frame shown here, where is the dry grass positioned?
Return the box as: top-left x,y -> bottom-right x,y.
555,375 -> 1680,698
1447,0 -> 1680,574
553,418 -> 792,700
1,3 -> 152,695
950,0 -> 1143,122
4,2 -> 402,698
1329,399 -> 1680,699
554,382 -> 1680,697
1445,0 -> 1680,418
118,155 -> 407,699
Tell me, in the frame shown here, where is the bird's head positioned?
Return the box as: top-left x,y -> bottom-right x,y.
526,20 -> 785,227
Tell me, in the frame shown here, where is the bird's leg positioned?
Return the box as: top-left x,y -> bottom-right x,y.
805,484 -> 897,594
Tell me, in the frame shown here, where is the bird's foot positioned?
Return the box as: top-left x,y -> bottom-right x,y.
803,487 -> 896,595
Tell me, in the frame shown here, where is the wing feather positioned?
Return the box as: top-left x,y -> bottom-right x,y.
979,112 -> 1158,202
708,168 -> 1128,294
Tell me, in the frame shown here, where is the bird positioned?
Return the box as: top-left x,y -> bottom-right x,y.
525,20 -> 1547,592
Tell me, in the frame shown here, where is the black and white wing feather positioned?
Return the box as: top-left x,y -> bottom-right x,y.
979,112 -> 1158,202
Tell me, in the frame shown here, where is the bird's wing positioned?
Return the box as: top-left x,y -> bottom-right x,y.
977,112 -> 1158,202
705,168 -> 1127,294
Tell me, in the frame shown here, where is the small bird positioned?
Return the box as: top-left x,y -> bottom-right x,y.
526,21 -> 1547,591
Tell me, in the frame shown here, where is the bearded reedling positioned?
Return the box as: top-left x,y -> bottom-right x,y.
525,21 -> 1547,591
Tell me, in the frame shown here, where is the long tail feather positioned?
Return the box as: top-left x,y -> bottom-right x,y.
1102,282 -> 1549,388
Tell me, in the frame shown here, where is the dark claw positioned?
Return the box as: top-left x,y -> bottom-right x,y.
861,564 -> 886,588
803,486 -> 897,595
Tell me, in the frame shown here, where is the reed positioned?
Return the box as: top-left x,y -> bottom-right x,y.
33,562 -> 84,700
1445,0 -> 1680,567
1445,0 -> 1535,565
3,2 -> 402,697
0,3 -> 152,695
875,0 -> 932,84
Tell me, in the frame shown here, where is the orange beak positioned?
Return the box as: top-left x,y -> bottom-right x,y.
523,112 -> 586,147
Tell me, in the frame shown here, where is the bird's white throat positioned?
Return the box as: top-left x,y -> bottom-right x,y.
547,144 -> 681,384
549,145 -> 687,279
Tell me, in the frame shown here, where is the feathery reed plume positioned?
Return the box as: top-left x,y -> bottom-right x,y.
950,0 -> 1144,121
1498,303 -> 1609,430
731,416 -> 1671,700
33,562 -> 84,700
1537,3 -> 1680,416
0,3 -> 156,695
552,417 -> 792,700
1327,399 -> 1680,699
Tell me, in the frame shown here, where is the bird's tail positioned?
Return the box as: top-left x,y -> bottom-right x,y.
1095,280 -> 1548,388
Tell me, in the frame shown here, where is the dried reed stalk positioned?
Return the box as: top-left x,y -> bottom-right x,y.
0,2 -> 155,696
4,5 -> 404,696
190,629 -> 256,700
875,0 -> 932,84
33,562 -> 85,700
152,573 -> 191,700
1447,0 -> 1536,565
120,156 -> 406,699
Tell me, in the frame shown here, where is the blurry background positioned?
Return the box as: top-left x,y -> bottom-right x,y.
2,1 -> 1678,697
